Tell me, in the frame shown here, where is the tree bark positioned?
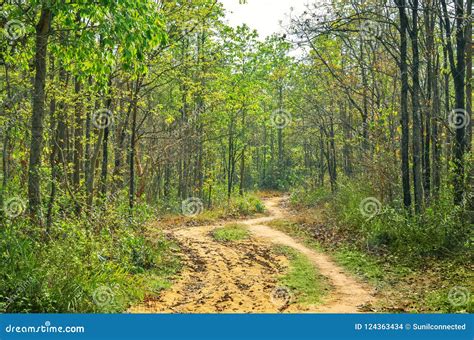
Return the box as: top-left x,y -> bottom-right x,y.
396,0 -> 412,209
28,8 -> 52,221
410,0 -> 424,213
440,0 -> 467,204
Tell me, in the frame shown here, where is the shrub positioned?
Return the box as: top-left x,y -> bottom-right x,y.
0,210 -> 180,313
290,179 -> 471,260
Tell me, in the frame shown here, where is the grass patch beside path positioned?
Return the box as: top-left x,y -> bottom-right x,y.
155,192 -> 266,229
273,245 -> 329,306
212,224 -> 250,242
268,217 -> 473,313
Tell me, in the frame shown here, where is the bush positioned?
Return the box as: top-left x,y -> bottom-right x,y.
290,186 -> 331,208
0,210 -> 180,313
289,179 -> 471,260
212,224 -> 249,242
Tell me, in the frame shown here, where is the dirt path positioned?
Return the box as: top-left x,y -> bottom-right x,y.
130,196 -> 374,313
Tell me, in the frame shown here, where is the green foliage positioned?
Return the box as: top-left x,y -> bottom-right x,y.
229,193 -> 266,215
212,224 -> 249,242
0,217 -> 180,313
332,247 -> 388,282
273,245 -> 328,305
290,186 -> 331,208
328,179 -> 470,258
286,180 -> 472,313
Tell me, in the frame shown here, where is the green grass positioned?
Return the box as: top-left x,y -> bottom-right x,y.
212,224 -> 250,242
269,217 -> 473,313
267,218 -> 407,285
0,216 -> 182,313
157,192 -> 266,228
273,245 -> 328,305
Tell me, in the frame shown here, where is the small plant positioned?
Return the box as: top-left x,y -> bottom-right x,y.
212,224 -> 250,242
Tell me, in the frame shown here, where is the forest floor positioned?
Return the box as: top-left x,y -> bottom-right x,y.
129,196 -> 375,313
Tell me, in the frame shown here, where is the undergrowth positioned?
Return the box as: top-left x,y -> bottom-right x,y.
0,201 -> 180,313
212,224 -> 250,242
0,189 -> 265,313
281,179 -> 473,313
273,245 -> 329,306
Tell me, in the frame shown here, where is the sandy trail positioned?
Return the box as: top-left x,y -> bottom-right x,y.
130,196 -> 374,313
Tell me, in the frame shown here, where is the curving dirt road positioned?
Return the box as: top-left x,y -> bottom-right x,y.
130,196 -> 374,313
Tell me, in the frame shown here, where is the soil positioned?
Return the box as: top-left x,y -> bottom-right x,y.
129,196 -> 375,313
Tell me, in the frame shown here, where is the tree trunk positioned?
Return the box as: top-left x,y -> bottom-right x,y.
432,54 -> 442,198
73,77 -> 83,214
396,0 -> 412,209
440,0 -> 467,204
129,101 -> 137,211
28,8 -> 52,221
465,0 -> 472,152
410,0 -> 424,213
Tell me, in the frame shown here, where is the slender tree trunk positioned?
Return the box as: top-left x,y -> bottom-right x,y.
28,8 -> 52,221
129,101 -> 137,211
329,117 -> 337,192
441,0 -> 467,204
396,0 -> 412,209
465,0 -> 472,152
46,57 -> 57,230
100,82 -> 112,199
1,64 -> 12,218
73,77 -> 83,214
239,108 -> 246,196
410,0 -> 424,213
423,2 -> 434,202
432,54 -> 442,198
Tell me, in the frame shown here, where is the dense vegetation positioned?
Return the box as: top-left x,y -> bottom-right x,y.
0,0 -> 472,312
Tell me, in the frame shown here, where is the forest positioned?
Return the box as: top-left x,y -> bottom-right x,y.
0,0 -> 472,313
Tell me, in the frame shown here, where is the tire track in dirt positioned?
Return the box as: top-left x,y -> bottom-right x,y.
130,196 -> 375,313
